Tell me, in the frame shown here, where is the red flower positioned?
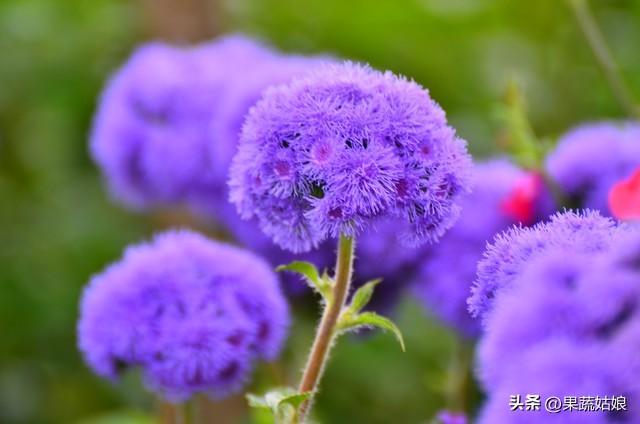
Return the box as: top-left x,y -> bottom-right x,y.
500,173 -> 543,225
608,168 -> 640,220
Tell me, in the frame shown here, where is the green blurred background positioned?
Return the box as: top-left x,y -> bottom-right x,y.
0,0 -> 638,423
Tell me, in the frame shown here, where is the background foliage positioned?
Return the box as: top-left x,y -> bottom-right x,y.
0,0 -> 638,423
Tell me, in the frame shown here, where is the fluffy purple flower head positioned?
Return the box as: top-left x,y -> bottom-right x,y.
229,62 -> 473,252
77,230 -> 289,401
468,210 -> 622,322
546,121 -> 640,214
477,251 -> 599,389
90,35 -> 274,210
412,160 -> 554,337
477,225 -> 640,387
476,227 -> 640,422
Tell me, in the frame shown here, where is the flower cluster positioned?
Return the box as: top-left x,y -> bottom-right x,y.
474,213 -> 640,423
412,160 -> 554,337
468,210 -> 623,322
77,230 -> 289,401
90,37 -> 425,310
229,62 -> 473,253
90,35 -> 343,291
546,121 -> 640,215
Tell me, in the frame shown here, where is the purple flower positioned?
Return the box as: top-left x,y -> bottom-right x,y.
229,62 -> 473,252
77,230 -> 289,401
468,210 -> 623,322
90,35 -> 276,211
546,121 -> 640,215
477,251 -> 599,389
476,229 -> 640,421
412,160 -> 554,337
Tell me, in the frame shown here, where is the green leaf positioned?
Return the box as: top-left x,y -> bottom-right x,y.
274,391 -> 312,410
276,261 -> 332,300
348,278 -> 382,313
246,388 -> 312,424
247,393 -> 270,409
276,261 -> 320,285
338,311 -> 405,352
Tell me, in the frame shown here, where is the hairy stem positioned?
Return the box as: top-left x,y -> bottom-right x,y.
566,0 -> 639,118
297,233 -> 355,421
158,401 -> 186,424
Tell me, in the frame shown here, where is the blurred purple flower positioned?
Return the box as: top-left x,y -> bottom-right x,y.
477,229 -> 640,422
477,251 -> 598,388
546,121 -> 640,215
90,35 -> 298,213
77,230 -> 289,401
412,160 -> 554,337
468,210 -> 622,322
229,62 -> 473,253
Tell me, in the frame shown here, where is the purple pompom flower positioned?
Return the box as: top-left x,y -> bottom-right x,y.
412,160 -> 554,337
77,230 -> 289,401
468,210 -> 623,322
477,228 -> 640,421
477,251 -> 598,388
90,35 -> 277,211
229,62 -> 473,252
546,121 -> 640,215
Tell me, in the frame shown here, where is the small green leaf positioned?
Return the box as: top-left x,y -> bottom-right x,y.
338,311 -> 405,352
276,391 -> 312,409
276,261 -> 331,299
348,278 -> 382,313
247,393 -> 270,409
276,261 -> 320,284
246,388 -> 312,424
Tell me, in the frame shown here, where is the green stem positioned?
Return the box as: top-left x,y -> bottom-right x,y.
566,0 -> 639,118
158,401 -> 186,424
445,338 -> 473,413
191,396 -> 206,424
297,233 -> 355,422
